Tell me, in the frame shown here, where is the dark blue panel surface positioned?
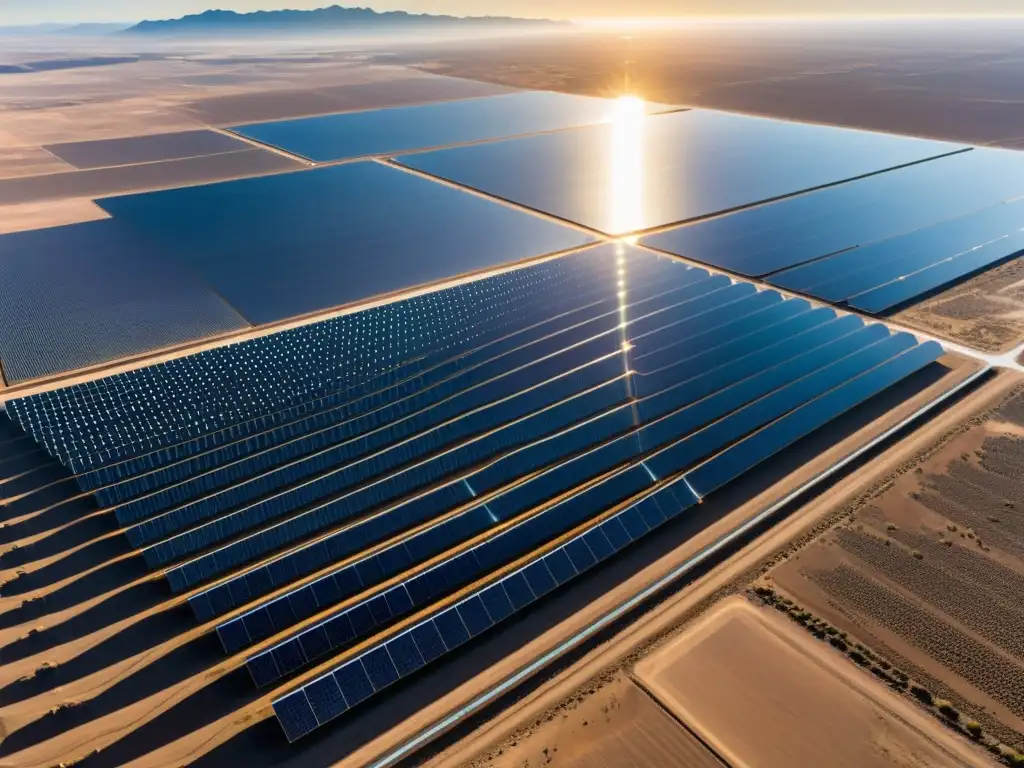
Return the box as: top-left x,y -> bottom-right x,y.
399,109 -> 964,235
334,661 -> 375,707
641,147 -> 1024,276
849,234 -> 1024,313
770,197 -> 1024,297
0,219 -> 249,382
273,691 -> 318,742
232,91 -> 670,163
688,342 -> 943,495
98,161 -> 595,325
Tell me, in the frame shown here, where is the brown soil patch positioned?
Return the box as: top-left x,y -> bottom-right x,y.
0,145 -> 70,180
462,675 -> 721,768
0,199 -> 108,234
0,148 -> 303,205
184,74 -> 511,126
635,598 -> 975,768
770,385 -> 1024,750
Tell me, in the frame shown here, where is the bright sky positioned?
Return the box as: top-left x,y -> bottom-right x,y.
0,0 -> 1020,25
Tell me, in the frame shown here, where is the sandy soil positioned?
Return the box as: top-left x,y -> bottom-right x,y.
0,147 -> 303,205
636,598 -> 976,768
183,73 -> 511,126
427,367 -> 1007,768
459,674 -> 722,768
0,145 -> 69,180
770,383 -> 1024,750
0,355 -> 981,766
0,199 -> 108,234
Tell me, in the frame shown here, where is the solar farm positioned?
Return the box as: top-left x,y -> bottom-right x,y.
1,79 -> 1022,768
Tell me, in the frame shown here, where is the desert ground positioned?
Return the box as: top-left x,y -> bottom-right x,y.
635,598 -> 978,768
768,379 -> 1024,754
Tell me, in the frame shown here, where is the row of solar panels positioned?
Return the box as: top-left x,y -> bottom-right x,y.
271,329 -> 941,742
226,319 -> 933,690
145,254 -> 779,594
201,303 -> 887,651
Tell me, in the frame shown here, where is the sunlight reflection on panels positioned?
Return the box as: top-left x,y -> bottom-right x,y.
609,96 -> 646,239
230,91 -> 676,163
398,108 -> 966,236
641,147 -> 1024,278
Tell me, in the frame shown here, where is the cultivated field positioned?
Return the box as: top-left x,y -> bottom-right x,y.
635,598 -> 977,768
769,383 -> 1024,754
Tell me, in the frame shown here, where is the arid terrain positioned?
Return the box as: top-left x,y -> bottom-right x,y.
769,381 -> 1024,754
636,598 -> 979,768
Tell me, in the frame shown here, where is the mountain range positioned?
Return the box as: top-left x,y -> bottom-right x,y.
125,6 -> 565,35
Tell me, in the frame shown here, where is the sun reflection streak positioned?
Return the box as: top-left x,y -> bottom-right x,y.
614,242 -> 642,433
609,95 -> 646,240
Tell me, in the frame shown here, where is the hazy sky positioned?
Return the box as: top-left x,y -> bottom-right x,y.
1,0 -> 1021,25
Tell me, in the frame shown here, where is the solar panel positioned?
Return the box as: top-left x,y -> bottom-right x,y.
271,475 -> 699,741
398,109 -> 965,236
768,198 -> 1024,297
97,161 -> 596,325
848,234 -> 1024,314
639,146 -> 1024,277
0,220 -> 249,383
230,91 -> 673,163
688,341 -> 944,496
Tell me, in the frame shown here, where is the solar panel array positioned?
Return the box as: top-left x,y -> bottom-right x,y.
97,161 -> 594,326
5,241 -> 945,746
1,103 -> 1018,386
272,327 -> 941,741
642,146 -> 1024,313
229,90 -> 674,163
0,219 -> 250,383
397,109 -> 967,236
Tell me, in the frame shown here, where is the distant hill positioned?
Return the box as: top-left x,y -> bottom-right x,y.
0,22 -> 130,36
125,5 -> 567,36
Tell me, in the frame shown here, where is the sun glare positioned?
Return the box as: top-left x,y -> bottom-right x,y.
609,95 -> 646,239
